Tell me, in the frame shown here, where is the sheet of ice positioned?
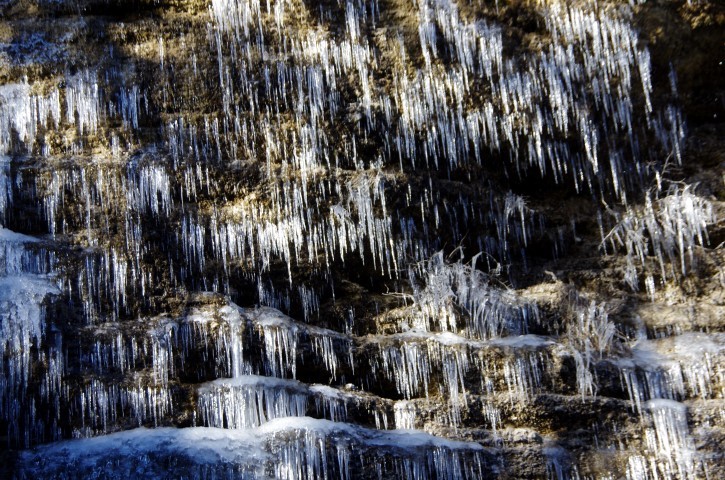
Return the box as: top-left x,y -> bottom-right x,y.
488,335 -> 554,349
17,419 -> 487,479
0,227 -> 39,243
16,426 -> 271,478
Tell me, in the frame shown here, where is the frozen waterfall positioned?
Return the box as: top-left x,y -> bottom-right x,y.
0,0 -> 721,478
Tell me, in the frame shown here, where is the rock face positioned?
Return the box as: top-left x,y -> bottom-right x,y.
0,0 -> 723,478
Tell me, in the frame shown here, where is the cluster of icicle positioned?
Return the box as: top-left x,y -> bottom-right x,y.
0,0 -> 700,314
0,160 -> 60,447
5,295 -> 493,478
4,236 -> 720,478
602,184 -> 715,298
0,0 -> 720,478
0,71 -> 126,156
615,327 -> 724,480
554,280 -> 720,480
560,292 -> 721,480
8,105 -> 543,325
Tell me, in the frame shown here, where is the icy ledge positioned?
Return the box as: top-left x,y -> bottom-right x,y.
15,418 -> 491,479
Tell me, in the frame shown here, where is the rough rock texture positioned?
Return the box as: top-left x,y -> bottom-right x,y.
0,0 -> 723,478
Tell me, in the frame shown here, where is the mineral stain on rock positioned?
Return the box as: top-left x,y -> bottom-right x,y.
0,0 -> 722,478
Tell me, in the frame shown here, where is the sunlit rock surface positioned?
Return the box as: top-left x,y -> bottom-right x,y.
0,0 -> 723,478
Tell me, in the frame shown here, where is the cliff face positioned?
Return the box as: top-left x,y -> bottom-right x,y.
0,0 -> 723,478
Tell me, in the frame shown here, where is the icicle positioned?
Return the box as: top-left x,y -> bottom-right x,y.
379,337 -> 431,400
65,70 -> 102,135
641,400 -> 699,479
0,81 -> 61,154
394,400 -> 417,429
198,376 -> 308,429
255,308 -> 299,379
310,385 -> 349,422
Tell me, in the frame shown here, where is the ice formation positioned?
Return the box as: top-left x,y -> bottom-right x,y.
0,0 -> 720,478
